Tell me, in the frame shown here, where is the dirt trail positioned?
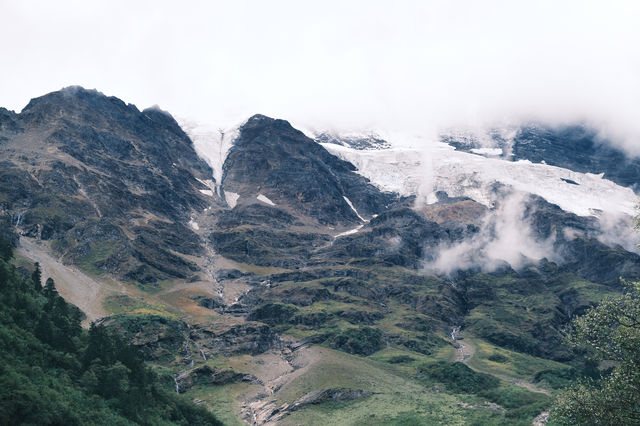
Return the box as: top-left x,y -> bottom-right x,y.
16,237 -> 115,324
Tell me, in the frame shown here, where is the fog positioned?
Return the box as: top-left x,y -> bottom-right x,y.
424,191 -> 559,275
1,1 -> 640,152
422,188 -> 640,276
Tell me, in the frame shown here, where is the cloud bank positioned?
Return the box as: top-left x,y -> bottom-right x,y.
1,1 -> 640,151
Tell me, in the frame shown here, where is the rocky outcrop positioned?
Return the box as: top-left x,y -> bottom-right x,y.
316,207 -> 477,268
211,227 -> 331,268
175,365 -> 260,393
329,327 -> 384,356
260,388 -> 373,424
315,131 -> 391,150
288,388 -> 373,411
102,314 -> 281,362
512,124 -> 640,191
522,195 -> 640,285
247,303 -> 299,325
99,315 -> 185,361
189,322 -> 281,356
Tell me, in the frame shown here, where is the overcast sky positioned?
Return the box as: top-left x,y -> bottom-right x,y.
2,1 -> 639,148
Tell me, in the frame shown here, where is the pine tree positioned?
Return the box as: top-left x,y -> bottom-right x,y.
31,262 -> 42,292
43,277 -> 57,300
0,235 -> 11,262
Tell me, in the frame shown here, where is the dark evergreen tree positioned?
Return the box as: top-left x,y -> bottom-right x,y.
31,262 -> 42,292
0,215 -> 14,262
0,236 -> 11,262
43,277 -> 57,299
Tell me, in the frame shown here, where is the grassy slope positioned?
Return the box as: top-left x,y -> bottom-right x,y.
171,342 -> 554,425
130,264 -> 612,424
14,235 -> 615,424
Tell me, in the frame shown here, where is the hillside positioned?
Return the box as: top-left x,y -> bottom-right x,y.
0,219 -> 221,425
1,87 -> 638,425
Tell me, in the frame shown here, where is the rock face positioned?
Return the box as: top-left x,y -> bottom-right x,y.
263,388 -> 373,424
189,322 -> 281,356
102,314 -> 281,361
0,86 -> 216,282
315,131 -> 391,150
221,115 -> 396,226
175,365 -> 260,393
511,125 -> 640,191
288,388 -> 373,411
99,315 -> 185,361
523,195 -> 640,285
315,206 -> 478,268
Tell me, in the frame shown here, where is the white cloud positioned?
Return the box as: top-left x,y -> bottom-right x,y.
424,191 -> 559,275
1,1 -> 639,150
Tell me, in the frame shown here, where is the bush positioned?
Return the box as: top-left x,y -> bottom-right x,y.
330,327 -> 384,355
418,361 -> 500,393
487,353 -> 509,363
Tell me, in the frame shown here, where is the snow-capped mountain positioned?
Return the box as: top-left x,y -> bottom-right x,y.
175,118 -> 640,256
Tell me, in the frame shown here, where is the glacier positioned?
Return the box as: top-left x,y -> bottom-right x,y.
322,141 -> 638,219
179,118 -> 242,197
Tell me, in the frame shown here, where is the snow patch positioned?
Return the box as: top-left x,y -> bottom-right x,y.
335,224 -> 365,238
199,189 -> 214,197
343,196 -> 366,222
196,178 -> 216,196
257,194 -> 276,206
188,220 -> 199,231
225,191 -> 240,209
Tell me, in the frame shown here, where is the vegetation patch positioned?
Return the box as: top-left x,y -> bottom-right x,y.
418,361 -> 500,394
329,327 -> 384,356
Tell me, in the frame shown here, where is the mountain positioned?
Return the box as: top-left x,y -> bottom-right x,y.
2,87 -> 640,425
221,114 -> 396,226
0,87 -> 215,284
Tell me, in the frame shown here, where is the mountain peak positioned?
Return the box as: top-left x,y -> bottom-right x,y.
240,113 -> 297,134
18,86 -> 139,128
22,86 -> 112,112
246,113 -> 273,123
